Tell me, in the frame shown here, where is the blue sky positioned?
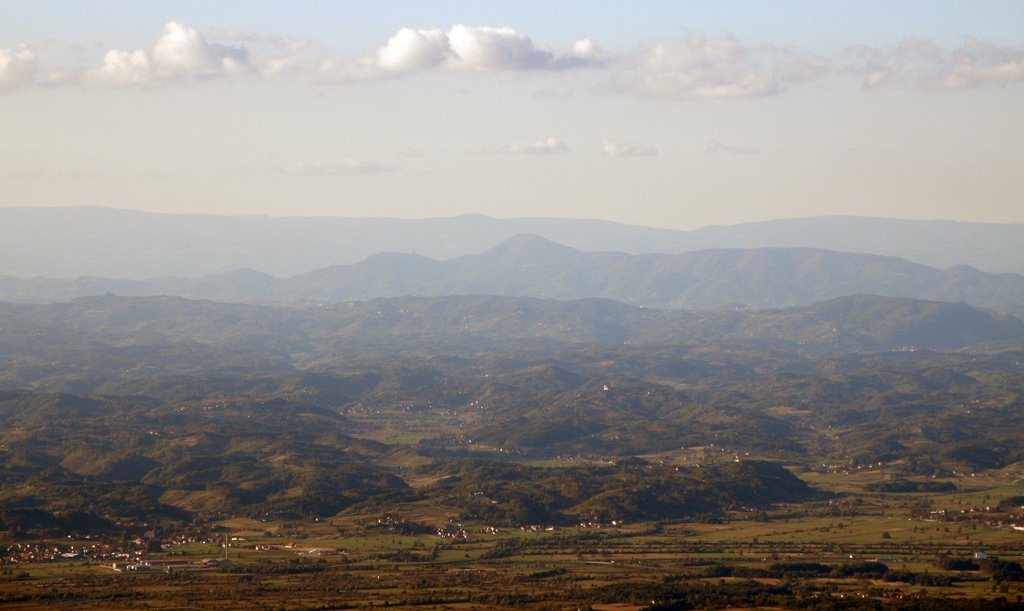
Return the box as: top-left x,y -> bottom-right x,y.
6,1 -> 1023,48
1,1 -> 1022,228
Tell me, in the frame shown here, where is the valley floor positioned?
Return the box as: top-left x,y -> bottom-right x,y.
4,468 -> 1024,610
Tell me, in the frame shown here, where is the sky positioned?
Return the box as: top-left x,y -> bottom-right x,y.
1,1 -> 1023,229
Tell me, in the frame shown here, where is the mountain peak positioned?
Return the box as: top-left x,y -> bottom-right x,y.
481,234 -> 580,263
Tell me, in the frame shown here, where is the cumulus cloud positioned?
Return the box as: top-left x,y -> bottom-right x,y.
848,37 -> 1024,91
245,24 -> 607,84
376,27 -> 452,72
846,38 -> 942,89
940,37 -> 1024,89
558,38 -> 610,68
204,29 -> 319,80
25,22 -> 1024,97
89,21 -> 250,87
367,25 -> 606,75
153,21 -> 249,76
602,140 -> 658,157
447,25 -> 552,70
283,159 -> 392,176
474,137 -> 571,155
0,45 -> 37,91
609,36 -> 827,100
92,49 -> 153,87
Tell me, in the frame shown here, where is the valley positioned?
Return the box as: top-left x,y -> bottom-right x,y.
1,294 -> 1022,608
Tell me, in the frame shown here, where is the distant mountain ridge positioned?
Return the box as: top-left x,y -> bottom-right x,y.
2,206 -> 1024,278
3,234 -> 1024,313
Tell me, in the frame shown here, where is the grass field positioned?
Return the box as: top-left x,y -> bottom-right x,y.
3,466 -> 1024,609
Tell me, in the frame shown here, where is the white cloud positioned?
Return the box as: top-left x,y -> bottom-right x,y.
310,57 -> 382,83
93,49 -> 152,87
27,22 -> 1024,97
602,140 -> 658,157
848,37 -> 1024,91
88,21 -> 250,87
446,25 -> 552,70
244,24 -> 607,84
207,28 -> 316,80
932,37 -> 1024,90
474,137 -> 571,155
376,27 -> 452,72
369,25 -> 607,75
0,45 -> 37,91
610,36 -> 826,100
258,56 -> 303,79
153,21 -> 249,77
283,159 -> 392,176
845,38 -> 942,89
561,39 -> 609,68
771,49 -> 830,83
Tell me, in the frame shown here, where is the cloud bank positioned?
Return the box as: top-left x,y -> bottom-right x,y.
1,21 -> 1021,98
609,36 -> 827,100
321,24 -> 607,81
848,37 -> 1024,91
0,45 -> 37,91
89,22 -> 251,87
78,22 -> 608,87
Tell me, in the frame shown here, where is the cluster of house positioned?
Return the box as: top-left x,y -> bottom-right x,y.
165,533 -> 223,546
520,524 -> 557,532
1,542 -> 118,564
108,557 -> 233,572
911,505 -> 1024,535
1,525 -> 231,567
577,520 -> 623,529
436,523 -> 469,539
339,402 -> 381,416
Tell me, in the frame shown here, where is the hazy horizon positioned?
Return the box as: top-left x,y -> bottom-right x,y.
5,203 -> 1024,234
2,1 -> 1023,230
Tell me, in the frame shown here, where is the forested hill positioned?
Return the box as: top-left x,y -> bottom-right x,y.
0,294 -> 1019,389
